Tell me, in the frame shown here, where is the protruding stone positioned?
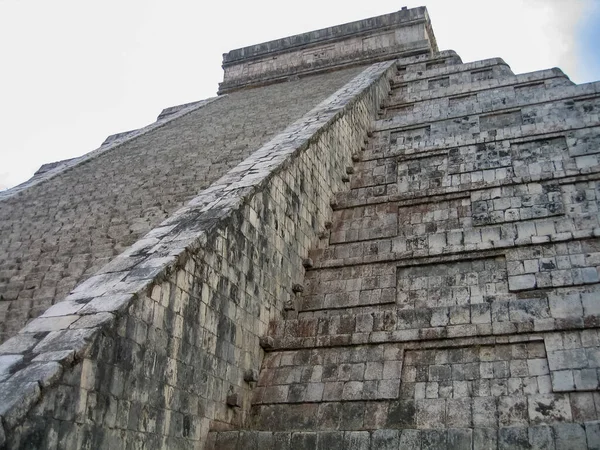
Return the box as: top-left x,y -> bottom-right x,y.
342,175 -> 350,182
302,258 -> 314,269
226,393 -> 242,407
318,231 -> 327,239
292,283 -> 304,293
284,299 -> 295,311
244,369 -> 258,383
346,166 -> 355,175
0,381 -> 41,428
8,362 -> 62,388
324,221 -> 333,229
259,336 -> 274,350
351,153 -> 361,162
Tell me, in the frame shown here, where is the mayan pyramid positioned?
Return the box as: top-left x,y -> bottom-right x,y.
1,6 -> 600,449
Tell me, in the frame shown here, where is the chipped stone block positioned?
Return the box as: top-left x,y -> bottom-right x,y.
22,315 -> 79,333
70,312 -> 115,329
0,381 -> 40,428
78,294 -> 132,314
32,350 -> 75,364
244,369 -> 259,383
8,362 -> 62,388
32,328 -> 96,358
226,393 -> 242,408
528,394 -> 572,424
260,336 -> 275,350
0,335 -> 39,355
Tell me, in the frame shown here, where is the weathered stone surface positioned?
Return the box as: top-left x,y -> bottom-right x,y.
7,362 -> 62,388
242,14 -> 600,449
0,382 -> 40,428
0,64 -> 362,344
0,334 -> 39,355
0,354 -> 23,381
220,7 -> 436,93
0,33 -> 395,446
2,5 -> 600,449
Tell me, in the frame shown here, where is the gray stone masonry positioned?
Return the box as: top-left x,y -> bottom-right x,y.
0,56 -> 394,447
219,7 -> 437,94
2,6 -> 600,450
207,43 -> 600,449
0,67 -> 361,345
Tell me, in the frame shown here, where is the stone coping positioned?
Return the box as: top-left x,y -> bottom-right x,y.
0,60 -> 396,443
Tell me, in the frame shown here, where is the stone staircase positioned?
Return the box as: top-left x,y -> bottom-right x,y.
206,51 -> 600,449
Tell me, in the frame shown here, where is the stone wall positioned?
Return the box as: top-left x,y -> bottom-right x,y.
0,61 -> 395,448
0,67 -> 361,345
208,49 -> 600,449
219,7 -> 436,93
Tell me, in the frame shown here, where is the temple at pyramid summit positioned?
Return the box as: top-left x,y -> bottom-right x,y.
1,5 -> 600,449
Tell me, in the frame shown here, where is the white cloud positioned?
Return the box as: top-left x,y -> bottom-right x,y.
0,0 -> 596,191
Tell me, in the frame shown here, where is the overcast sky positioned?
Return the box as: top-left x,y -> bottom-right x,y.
1,0 -> 599,191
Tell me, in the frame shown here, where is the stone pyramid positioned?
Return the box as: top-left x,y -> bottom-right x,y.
1,6 -> 600,450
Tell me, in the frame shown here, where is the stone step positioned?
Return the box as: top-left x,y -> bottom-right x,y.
237,336 -> 600,438
394,50 -> 463,72
328,184 -> 567,247
308,217 -> 600,272
359,121 -> 600,167
269,285 -> 600,351
388,67 -> 570,107
335,130 -> 600,209
206,423 -> 600,449
384,73 -> 573,122
375,83 -> 598,137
